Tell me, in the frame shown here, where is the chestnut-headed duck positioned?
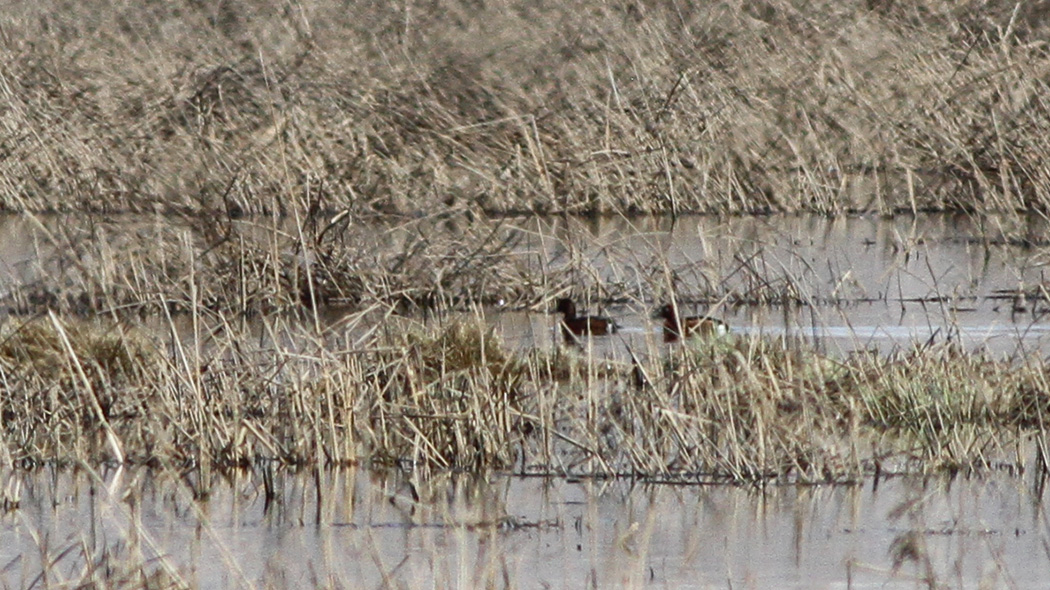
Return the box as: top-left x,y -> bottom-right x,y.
554,298 -> 619,339
653,303 -> 728,342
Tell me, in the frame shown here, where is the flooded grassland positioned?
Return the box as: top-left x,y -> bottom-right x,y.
3,213 -> 1050,587
8,1 -> 1050,586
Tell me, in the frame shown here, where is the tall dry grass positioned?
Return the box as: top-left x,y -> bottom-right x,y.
3,1 -> 1050,217
2,212 -> 544,316
2,310 -> 1049,483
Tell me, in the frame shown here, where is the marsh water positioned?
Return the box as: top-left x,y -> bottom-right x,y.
4,212 -> 1050,588
2,467 -> 1049,589
4,213 -> 1050,357
485,213 -> 1050,358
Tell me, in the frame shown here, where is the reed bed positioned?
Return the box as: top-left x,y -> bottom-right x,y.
6,2 -> 1050,586
2,212 -> 547,316
3,1 -> 1050,217
1,308 -> 1048,483
2,211 -> 1049,482
0,211 -> 900,320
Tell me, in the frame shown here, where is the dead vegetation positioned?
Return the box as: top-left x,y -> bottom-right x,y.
1,309 -> 1048,483
0,212 -> 544,316
5,4 -> 1050,586
4,1 -> 1050,217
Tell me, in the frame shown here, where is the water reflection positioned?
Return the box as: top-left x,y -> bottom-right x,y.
1,467 -> 1048,588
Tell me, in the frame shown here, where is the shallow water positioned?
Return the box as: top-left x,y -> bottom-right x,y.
2,212 -> 1050,359
485,213 -> 1050,358
1,467 -> 1048,589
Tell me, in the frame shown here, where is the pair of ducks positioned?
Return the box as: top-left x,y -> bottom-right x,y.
554,298 -> 727,342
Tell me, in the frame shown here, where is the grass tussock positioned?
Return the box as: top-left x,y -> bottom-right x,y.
0,316 -> 153,385
638,337 -> 1050,480
2,310 -> 1050,482
3,1 -> 1050,217
362,321 -> 529,470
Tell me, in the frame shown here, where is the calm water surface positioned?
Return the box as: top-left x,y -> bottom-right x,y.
1,467 -> 1048,589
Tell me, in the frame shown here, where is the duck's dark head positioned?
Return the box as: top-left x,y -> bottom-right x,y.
554,298 -> 577,317
652,303 -> 677,321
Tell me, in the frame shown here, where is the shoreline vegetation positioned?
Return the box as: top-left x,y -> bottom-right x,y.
6,211 -> 1050,484
3,1 -> 1050,218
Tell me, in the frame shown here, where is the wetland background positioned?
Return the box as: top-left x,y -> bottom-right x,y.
5,0 -> 1050,587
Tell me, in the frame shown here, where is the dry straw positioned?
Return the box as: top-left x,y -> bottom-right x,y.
3,1 -> 1050,217
1,309 -> 1048,482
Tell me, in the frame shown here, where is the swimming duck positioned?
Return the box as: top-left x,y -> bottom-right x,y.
653,303 -> 728,342
554,298 -> 618,340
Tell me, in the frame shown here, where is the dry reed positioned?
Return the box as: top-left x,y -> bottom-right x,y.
3,1 -> 1050,217
1,309 -> 1048,483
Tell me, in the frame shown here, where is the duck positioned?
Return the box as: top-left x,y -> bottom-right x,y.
653,303 -> 728,342
554,298 -> 618,339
